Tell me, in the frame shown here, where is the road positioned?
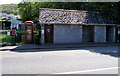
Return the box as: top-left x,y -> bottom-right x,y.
1,46 -> 119,74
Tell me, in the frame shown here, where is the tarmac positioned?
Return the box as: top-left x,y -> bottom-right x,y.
0,43 -> 120,51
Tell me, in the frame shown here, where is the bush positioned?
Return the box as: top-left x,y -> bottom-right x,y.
0,34 -> 12,43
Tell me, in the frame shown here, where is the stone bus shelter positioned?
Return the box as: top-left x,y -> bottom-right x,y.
39,8 -> 120,44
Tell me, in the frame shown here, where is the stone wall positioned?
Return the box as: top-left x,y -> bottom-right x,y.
54,24 -> 82,43
94,26 -> 106,42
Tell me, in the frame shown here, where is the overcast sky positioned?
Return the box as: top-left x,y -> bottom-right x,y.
0,0 -> 22,4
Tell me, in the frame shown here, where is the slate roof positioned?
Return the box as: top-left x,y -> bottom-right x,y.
39,8 -> 118,25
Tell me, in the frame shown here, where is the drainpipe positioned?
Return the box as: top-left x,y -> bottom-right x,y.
40,24 -> 45,45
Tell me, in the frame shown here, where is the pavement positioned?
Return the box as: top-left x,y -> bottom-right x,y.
0,43 -> 120,51
0,43 -> 13,47
1,46 -> 119,74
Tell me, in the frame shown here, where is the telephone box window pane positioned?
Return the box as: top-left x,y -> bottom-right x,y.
27,26 -> 32,40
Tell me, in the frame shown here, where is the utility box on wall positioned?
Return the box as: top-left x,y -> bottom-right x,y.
24,21 -> 34,43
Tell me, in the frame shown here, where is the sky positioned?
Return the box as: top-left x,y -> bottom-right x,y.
0,0 -> 119,4
0,0 -> 22,4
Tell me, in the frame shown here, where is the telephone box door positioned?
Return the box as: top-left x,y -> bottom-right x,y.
25,21 -> 34,43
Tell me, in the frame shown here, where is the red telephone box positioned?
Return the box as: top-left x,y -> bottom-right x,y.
24,21 -> 34,43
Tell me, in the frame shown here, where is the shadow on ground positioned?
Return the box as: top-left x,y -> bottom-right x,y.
11,44 -> 120,57
85,46 -> 120,57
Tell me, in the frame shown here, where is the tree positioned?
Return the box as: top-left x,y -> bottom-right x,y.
18,2 -> 120,23
18,2 -> 33,22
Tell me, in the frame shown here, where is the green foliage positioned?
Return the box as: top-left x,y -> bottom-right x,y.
0,34 -> 12,43
0,4 -> 19,15
34,30 -> 39,34
16,30 -> 24,34
1,18 -> 8,21
18,2 -> 33,21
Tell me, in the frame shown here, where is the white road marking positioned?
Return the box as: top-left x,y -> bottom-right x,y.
22,56 -> 42,58
55,67 -> 119,74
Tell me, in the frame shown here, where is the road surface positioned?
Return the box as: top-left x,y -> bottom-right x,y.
1,46 -> 119,74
